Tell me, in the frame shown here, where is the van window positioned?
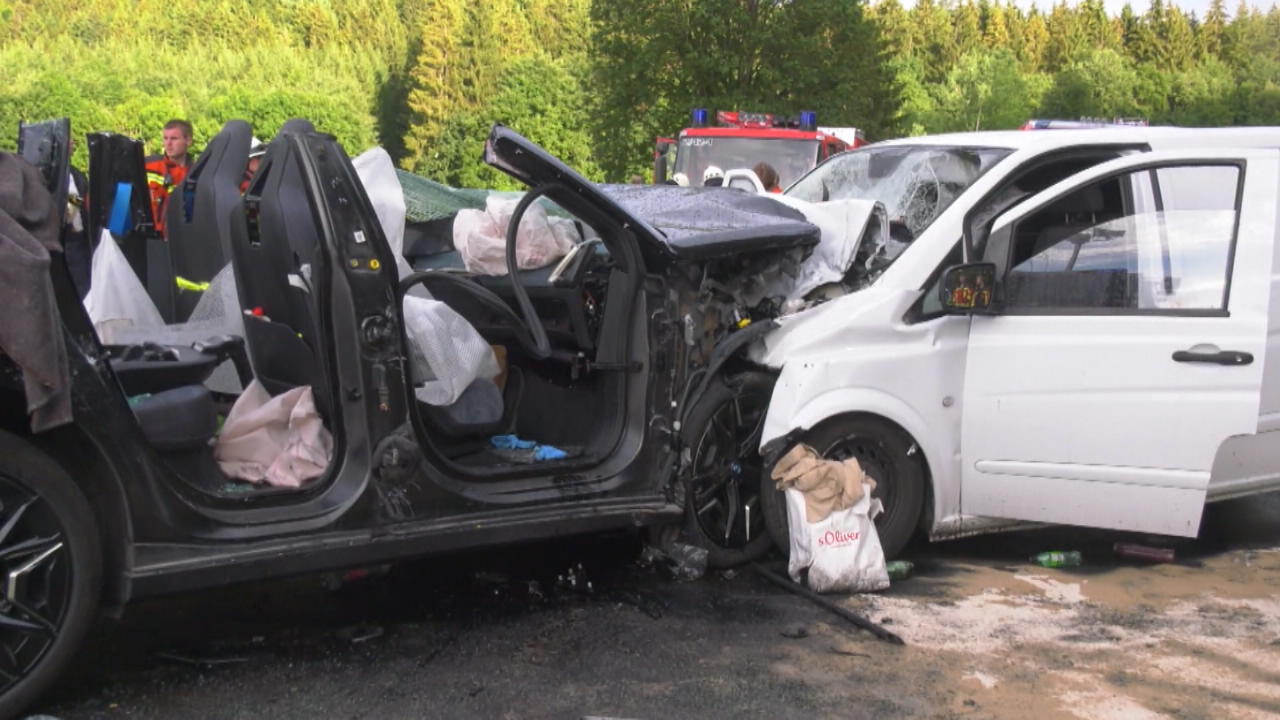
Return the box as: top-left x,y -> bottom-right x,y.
1003,164 -> 1240,313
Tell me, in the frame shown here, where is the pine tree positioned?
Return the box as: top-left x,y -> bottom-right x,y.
1020,10 -> 1050,72
984,3 -> 1012,49
1200,0 -> 1227,57
402,0 -> 469,173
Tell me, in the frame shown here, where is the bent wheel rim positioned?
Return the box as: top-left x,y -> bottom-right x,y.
0,474 -> 71,692
690,389 -> 769,549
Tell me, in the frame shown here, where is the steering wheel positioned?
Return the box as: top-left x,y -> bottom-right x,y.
397,271 -> 549,360
503,183 -> 557,360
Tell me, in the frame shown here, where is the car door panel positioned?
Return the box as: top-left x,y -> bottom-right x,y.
960,149 -> 1279,536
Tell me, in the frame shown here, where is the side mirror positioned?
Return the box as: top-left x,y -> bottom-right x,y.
939,262 -> 997,314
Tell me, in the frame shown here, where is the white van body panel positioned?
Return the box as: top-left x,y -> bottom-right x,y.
760,133 -> 1280,540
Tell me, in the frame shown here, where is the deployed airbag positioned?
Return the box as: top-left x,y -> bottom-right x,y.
214,379 -> 332,488
453,195 -> 576,275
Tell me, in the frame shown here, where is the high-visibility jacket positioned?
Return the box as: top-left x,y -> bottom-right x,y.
145,154 -> 193,236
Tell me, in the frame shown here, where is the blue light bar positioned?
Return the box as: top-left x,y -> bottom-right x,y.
691,108 -> 710,127
799,110 -> 818,131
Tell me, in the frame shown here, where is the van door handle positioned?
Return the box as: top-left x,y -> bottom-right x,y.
1172,349 -> 1253,365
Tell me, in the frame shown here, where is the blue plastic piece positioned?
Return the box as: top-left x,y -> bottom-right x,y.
107,181 -> 132,236
534,445 -> 568,462
491,434 -> 535,450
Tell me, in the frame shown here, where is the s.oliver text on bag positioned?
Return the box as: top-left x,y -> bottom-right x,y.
818,528 -> 861,547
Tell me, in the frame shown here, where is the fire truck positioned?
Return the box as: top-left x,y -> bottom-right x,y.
653,109 -> 866,189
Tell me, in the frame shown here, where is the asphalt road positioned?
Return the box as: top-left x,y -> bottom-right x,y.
30,492 -> 1280,720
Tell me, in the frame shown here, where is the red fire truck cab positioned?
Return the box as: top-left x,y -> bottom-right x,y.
654,109 -> 866,189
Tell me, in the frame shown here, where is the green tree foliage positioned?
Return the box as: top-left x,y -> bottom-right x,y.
0,0 -> 408,167
929,48 -> 1049,131
4,0 -> 1280,187
589,0 -> 900,181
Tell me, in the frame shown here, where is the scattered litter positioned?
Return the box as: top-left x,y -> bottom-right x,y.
964,671 -> 1000,689
780,624 -> 809,639
154,650 -> 249,667
885,560 -> 914,581
1013,574 -> 1086,604
752,562 -> 904,645
1031,551 -> 1082,568
488,434 -> 577,463
1113,543 -> 1175,563
335,624 -> 385,643
774,444 -> 888,592
555,562 -> 595,594
640,542 -> 708,582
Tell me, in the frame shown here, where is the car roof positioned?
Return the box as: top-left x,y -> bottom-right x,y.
874,126 -> 1280,153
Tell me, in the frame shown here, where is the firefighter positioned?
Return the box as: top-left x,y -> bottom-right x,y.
145,119 -> 195,236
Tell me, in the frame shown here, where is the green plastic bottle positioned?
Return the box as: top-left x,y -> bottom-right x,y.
1032,551 -> 1082,568
885,560 -> 914,580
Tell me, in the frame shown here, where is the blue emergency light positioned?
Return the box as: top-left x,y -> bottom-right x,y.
691,108 -> 709,127
799,110 -> 818,131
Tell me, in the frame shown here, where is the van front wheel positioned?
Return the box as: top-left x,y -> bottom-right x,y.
761,416 -> 924,561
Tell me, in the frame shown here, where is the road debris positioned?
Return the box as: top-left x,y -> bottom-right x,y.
885,560 -> 913,580
335,623 -> 385,643
1031,551 -> 1082,568
752,562 -> 904,645
1113,542 -> 1175,563
154,650 -> 249,668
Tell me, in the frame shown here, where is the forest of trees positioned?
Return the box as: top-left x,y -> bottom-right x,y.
3,0 -> 1280,186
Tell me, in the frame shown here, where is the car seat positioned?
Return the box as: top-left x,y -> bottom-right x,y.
227,122 -> 329,414
166,120 -> 251,321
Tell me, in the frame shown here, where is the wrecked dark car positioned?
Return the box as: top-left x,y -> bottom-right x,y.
0,118 -> 830,714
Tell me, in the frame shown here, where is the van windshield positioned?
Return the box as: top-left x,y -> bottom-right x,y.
787,145 -> 1012,239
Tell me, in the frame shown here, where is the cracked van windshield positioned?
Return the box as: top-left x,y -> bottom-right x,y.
788,145 -> 1011,239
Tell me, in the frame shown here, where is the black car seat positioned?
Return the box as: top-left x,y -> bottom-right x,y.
227,121 -> 329,413
166,120 -> 251,321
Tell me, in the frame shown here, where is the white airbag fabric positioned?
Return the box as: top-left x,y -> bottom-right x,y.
215,380 -> 332,488
83,229 -> 164,344
454,196 -> 576,276
402,294 -> 499,406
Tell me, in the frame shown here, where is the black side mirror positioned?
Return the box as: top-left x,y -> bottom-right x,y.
939,262 -> 997,314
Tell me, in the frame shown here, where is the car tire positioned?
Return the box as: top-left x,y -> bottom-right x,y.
0,432 -> 102,719
761,416 -> 924,561
681,372 -> 776,568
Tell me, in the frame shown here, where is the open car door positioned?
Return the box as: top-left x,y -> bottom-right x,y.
960,148 -> 1280,536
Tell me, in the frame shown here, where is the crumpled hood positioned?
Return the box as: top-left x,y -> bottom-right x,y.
767,195 -> 887,301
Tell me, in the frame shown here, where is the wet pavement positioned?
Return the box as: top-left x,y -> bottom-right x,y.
30,492 -> 1280,720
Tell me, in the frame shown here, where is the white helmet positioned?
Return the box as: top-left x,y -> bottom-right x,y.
702,165 -> 724,184
672,172 -> 690,187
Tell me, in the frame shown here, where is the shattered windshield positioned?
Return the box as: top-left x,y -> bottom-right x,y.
787,145 -> 1012,239
674,137 -> 820,188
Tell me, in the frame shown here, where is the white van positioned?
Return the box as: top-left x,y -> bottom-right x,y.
754,128 -> 1280,558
